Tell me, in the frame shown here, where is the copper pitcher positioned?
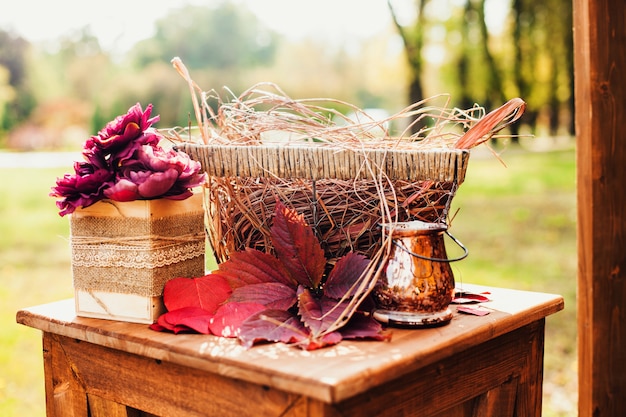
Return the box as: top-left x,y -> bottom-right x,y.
373,221 -> 468,327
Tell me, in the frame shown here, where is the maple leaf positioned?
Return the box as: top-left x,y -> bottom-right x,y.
339,312 -> 392,342
209,302 -> 266,338
270,201 -> 326,288
324,252 -> 370,299
298,287 -> 349,338
238,309 -> 310,349
215,248 -> 294,289
229,282 -> 298,310
231,205 -> 380,349
152,306 -> 214,334
237,308 -> 344,351
163,274 -> 232,313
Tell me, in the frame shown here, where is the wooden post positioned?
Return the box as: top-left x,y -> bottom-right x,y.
574,0 -> 626,415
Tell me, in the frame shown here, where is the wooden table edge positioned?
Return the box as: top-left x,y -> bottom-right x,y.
16,284 -> 564,404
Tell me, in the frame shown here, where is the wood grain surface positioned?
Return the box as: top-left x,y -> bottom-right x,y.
18,284 -> 563,405
574,0 -> 626,415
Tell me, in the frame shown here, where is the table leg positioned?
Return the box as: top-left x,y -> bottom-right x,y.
43,333 -> 89,417
514,318 -> 546,416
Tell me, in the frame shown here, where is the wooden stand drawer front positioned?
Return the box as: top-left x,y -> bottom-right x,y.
41,321 -> 544,417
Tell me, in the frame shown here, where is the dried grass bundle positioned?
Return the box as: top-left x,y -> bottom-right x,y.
165,57 -> 525,332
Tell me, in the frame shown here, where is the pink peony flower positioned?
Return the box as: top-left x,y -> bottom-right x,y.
51,103 -> 206,216
103,145 -> 206,201
93,103 -> 159,151
50,164 -> 114,216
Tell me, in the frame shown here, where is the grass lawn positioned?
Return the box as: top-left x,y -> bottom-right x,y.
0,145 -> 577,416
0,166 -> 74,417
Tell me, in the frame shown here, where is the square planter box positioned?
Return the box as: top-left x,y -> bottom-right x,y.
70,193 -> 205,323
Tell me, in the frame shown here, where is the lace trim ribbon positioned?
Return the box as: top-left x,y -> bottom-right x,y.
71,234 -> 205,269
69,201 -> 206,296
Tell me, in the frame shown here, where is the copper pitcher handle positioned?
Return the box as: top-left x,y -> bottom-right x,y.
393,231 -> 469,263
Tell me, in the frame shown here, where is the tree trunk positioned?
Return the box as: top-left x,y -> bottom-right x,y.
387,0 -> 428,134
548,55 -> 561,136
457,0 -> 474,112
563,1 -> 575,136
511,0 -> 523,137
475,0 -> 505,110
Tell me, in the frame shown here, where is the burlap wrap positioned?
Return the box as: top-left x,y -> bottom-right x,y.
70,200 -> 205,297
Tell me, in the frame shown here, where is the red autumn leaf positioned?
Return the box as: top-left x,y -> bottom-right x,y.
150,315 -> 190,334
238,309 -> 310,349
457,306 -> 491,316
300,331 -> 343,351
163,274 -> 232,313
298,287 -> 351,336
452,291 -> 491,304
156,307 -> 214,334
152,310 -> 195,334
229,282 -> 297,310
271,202 -> 326,288
149,322 -> 168,332
209,302 -> 266,338
339,312 -> 392,342
215,248 -> 295,289
151,199 -> 388,351
324,252 -> 370,299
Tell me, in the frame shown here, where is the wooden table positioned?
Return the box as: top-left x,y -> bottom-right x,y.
17,284 -> 563,417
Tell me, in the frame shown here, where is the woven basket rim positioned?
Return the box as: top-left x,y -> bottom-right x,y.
179,142 -> 470,183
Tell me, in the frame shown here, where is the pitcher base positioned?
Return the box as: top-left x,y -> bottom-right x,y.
373,308 -> 453,328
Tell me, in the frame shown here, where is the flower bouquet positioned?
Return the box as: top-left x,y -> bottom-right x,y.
51,103 -> 208,324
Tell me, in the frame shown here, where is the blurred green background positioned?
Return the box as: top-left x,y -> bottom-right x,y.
1,0 -> 573,149
0,0 -> 576,415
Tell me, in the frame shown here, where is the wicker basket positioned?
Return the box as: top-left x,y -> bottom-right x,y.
172,93 -> 525,265
179,143 -> 469,265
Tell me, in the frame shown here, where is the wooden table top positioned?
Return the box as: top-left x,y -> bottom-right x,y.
16,284 -> 563,404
